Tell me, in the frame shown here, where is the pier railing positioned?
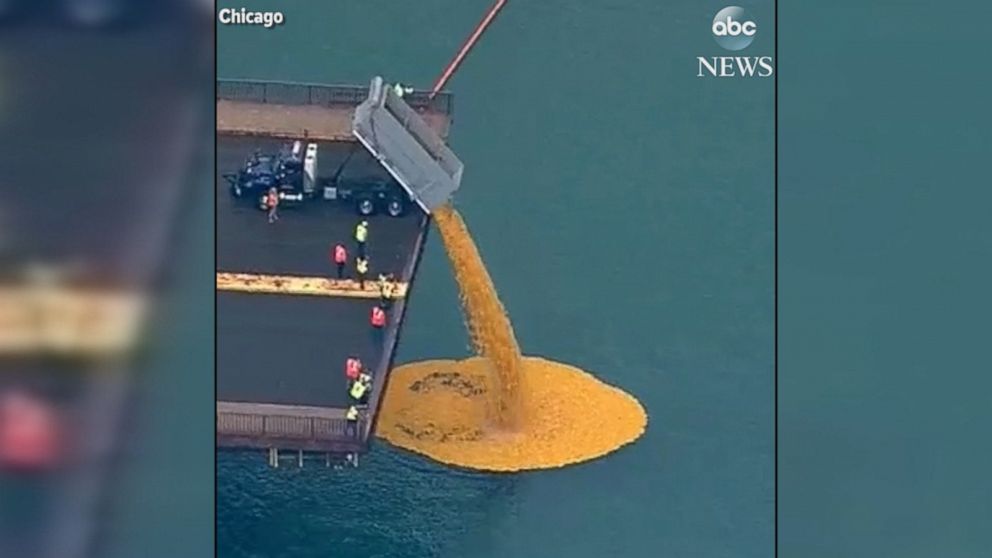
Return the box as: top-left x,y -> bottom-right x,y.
217,79 -> 453,116
218,413 -> 357,439
217,402 -> 365,452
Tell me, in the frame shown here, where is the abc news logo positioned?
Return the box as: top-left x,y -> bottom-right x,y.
713,16 -> 756,40
698,6 -> 773,78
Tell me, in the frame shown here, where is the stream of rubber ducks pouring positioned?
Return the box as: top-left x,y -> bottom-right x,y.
376,206 -> 647,472
376,3 -> 646,471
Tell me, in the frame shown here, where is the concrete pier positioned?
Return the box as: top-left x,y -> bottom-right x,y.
216,80 -> 452,462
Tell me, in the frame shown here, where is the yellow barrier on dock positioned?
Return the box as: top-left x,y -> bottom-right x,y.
216,272 -> 408,300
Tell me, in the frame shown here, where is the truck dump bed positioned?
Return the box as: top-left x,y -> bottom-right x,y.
353,77 -> 464,212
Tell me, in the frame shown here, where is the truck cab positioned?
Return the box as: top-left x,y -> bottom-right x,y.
225,141 -> 413,217
223,144 -> 303,200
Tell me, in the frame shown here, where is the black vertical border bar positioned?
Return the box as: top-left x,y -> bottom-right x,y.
213,2 -> 220,557
773,0 -> 779,556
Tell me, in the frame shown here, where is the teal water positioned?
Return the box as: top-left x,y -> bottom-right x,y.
218,1 -> 774,556
779,1 -> 992,556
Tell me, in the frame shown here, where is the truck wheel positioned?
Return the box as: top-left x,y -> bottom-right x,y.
386,198 -> 405,217
356,198 -> 376,216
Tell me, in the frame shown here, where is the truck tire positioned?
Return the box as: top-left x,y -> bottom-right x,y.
386,197 -> 405,217
356,198 -> 376,216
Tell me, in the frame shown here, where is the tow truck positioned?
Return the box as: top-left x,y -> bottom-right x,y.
223,141 -> 415,218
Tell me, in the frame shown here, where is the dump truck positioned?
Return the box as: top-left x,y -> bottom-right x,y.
352,76 -> 464,215
222,141 -> 416,217
221,76 -> 464,218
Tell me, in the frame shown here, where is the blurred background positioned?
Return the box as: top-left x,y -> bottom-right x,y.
0,1 -> 214,557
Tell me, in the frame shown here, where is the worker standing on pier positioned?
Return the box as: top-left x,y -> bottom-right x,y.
354,220 -> 369,257
346,405 -> 360,437
345,357 -> 363,387
369,304 -> 386,346
370,305 -> 386,328
377,273 -> 389,304
379,273 -> 397,309
370,304 -> 387,346
333,243 -> 348,279
0,390 -> 61,471
349,375 -> 370,403
358,373 -> 373,396
355,256 -> 369,289
265,187 -> 279,224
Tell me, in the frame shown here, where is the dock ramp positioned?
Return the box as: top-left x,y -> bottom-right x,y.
352,77 -> 463,213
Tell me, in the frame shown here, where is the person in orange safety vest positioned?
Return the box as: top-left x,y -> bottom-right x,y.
333,243 -> 348,279
370,305 -> 386,328
0,390 -> 61,471
265,187 -> 279,223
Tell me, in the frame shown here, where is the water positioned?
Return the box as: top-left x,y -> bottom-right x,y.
778,2 -> 992,556
219,0 -> 773,556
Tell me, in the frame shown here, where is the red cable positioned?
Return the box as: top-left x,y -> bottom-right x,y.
429,0 -> 508,99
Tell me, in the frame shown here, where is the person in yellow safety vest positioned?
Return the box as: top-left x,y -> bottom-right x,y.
345,405 -> 359,436
381,279 -> 396,309
377,273 -> 388,303
354,220 -> 369,257
355,256 -> 369,289
349,377 -> 368,401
